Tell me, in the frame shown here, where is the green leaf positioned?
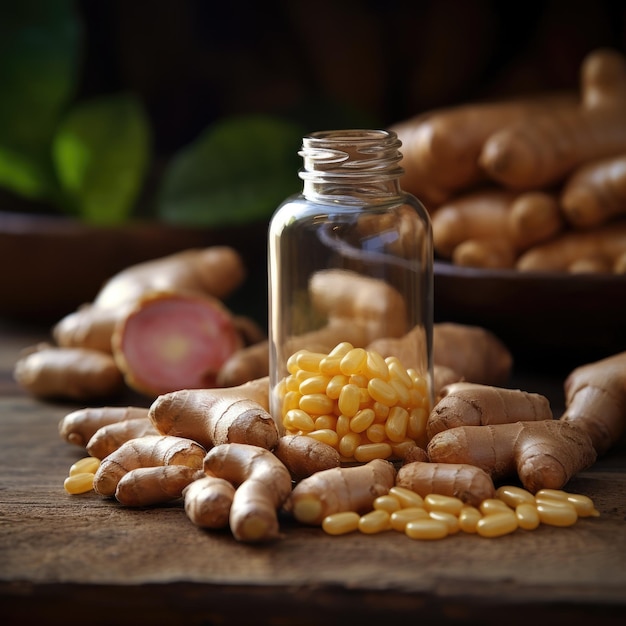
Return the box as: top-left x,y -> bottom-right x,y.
52,93 -> 151,224
157,115 -> 304,227
0,0 -> 81,199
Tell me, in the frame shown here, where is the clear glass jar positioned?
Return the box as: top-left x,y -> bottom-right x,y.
268,129 -> 433,463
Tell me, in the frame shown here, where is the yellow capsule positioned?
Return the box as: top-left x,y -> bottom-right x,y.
536,489 -> 599,517
328,342 -> 354,358
322,511 -> 360,535
368,377 -> 398,406
314,414 -> 337,431
287,350 -> 307,374
338,432 -> 362,458
359,509 -> 391,534
429,510 -> 460,534
373,494 -> 402,514
349,374 -> 368,388
424,494 -> 464,516
69,456 -> 100,476
284,374 -> 300,392
387,358 -> 413,389
299,374 -> 330,395
299,393 -> 334,415
564,494 -> 600,518
319,356 -> 343,376
282,390 -> 302,414
476,511 -> 518,537
536,502 -> 578,527
496,485 -> 536,507
338,383 -> 361,417
358,387 -> 372,407
390,507 -> 429,531
406,407 -> 428,443
389,486 -> 424,509
339,348 -> 367,376
350,408 -> 376,433
365,350 -> 389,380
389,379 -> 411,407
372,401 -> 390,422
307,429 -> 340,448
64,472 -> 96,495
335,414 -> 351,438
515,503 -> 541,530
284,409 -> 316,432
480,498 -> 513,515
384,406 -> 409,442
405,518 -> 449,540
325,374 -> 348,399
458,506 -> 482,534
365,423 -> 387,443
353,442 -> 392,463
408,370 -> 428,396
296,351 -> 326,372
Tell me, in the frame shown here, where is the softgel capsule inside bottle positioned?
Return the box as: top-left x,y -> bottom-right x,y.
268,129 -> 434,462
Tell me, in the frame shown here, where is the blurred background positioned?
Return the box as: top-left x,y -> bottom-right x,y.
1,0 -> 625,335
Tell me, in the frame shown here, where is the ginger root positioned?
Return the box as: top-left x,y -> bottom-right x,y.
115,465 -> 203,506
86,417 -> 160,459
203,443 -> 292,543
273,434 -> 341,481
396,460 -> 496,508
287,458 -> 396,526
93,435 -> 205,497
111,291 -> 244,397
59,405 -> 150,448
427,382 -> 553,441
427,420 -> 597,493
53,246 -> 246,353
149,377 -> 278,451
183,475 -> 236,529
14,344 -> 124,401
560,351 -> 626,456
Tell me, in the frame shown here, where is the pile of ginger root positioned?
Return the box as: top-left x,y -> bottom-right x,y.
53,263 -> 626,543
391,47 -> 626,273
57,344 -> 626,543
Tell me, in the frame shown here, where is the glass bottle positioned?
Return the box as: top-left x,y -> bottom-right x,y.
268,129 -> 433,463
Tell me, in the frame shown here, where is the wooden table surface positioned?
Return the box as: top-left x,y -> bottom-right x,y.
1,318 -> 625,626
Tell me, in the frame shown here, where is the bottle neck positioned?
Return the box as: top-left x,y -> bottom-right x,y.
299,129 -> 405,204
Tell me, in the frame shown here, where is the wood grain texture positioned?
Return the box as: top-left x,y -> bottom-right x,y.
1,320 -> 625,626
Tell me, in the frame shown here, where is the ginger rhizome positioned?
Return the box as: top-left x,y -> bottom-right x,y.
149,377 -> 278,452
426,420 -> 597,493
86,417 -> 160,460
427,382 -> 553,440
13,344 -> 124,401
93,435 -> 205,498
203,443 -> 292,543
53,246 -> 247,353
115,465 -> 203,507
183,475 -> 236,530
112,291 -> 245,396
395,461 -> 496,508
59,405 -> 150,448
273,434 -> 341,481
560,351 -> 626,456
288,458 -> 396,526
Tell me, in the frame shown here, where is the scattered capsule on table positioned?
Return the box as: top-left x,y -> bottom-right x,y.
390,507 -> 429,532
322,512 -> 361,535
405,518 -> 449,540
480,498 -> 513,515
515,503 -> 541,530
476,511 -> 518,538
496,485 -> 536,507
389,486 -> 424,508
64,472 -> 96,495
536,501 -> 578,527
69,456 -> 100,476
458,506 -> 482,534
424,494 -> 464,516
359,509 -> 391,534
